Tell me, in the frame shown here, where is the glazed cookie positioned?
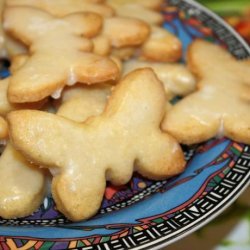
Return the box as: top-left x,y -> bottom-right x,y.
4,35 -> 27,58
108,0 -> 164,10
0,117 -> 46,219
57,84 -> 110,122
86,0 -> 105,3
162,40 -> 250,145
109,3 -> 164,25
103,17 -> 150,48
6,2 -> 150,55
9,53 -> 28,73
8,68 -> 185,221
0,54 -> 46,116
0,51 -> 47,216
4,7 -> 119,103
58,60 -> 190,123
140,26 -> 182,62
123,59 -> 196,98
0,143 -> 46,219
0,78 -> 47,116
0,116 -> 8,139
92,35 -> 111,56
0,0 -> 7,57
0,79 -> 16,116
6,0 -> 115,17
5,0 -> 114,57
111,46 -> 137,61
110,56 -> 123,73
58,62 -> 182,122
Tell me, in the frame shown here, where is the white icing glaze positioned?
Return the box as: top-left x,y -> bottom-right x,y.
49,167 -> 61,176
0,139 -> 7,146
217,118 -> 224,138
67,67 -> 77,86
51,88 -> 63,99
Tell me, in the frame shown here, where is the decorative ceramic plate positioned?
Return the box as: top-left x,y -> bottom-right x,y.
0,0 -> 250,249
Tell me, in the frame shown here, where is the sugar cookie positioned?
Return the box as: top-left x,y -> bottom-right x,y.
0,116 -> 8,139
123,59 -> 196,98
103,17 -> 150,48
6,0 -> 152,56
6,0 -> 115,17
9,53 -> 28,73
4,35 -> 27,58
140,26 -> 182,62
111,46 -> 137,61
108,0 -> 164,10
110,56 -> 123,73
8,68 -> 185,221
4,7 -> 119,103
0,0 -> 7,57
109,3 -> 164,25
0,143 -> 46,219
0,117 -> 46,219
0,54 -> 46,116
162,40 -> 250,144
57,84 -> 110,123
5,0 -> 114,57
93,35 -> 111,56
0,78 -> 47,116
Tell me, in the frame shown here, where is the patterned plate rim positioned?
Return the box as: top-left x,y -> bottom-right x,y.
142,160 -> 250,250
140,0 -> 250,248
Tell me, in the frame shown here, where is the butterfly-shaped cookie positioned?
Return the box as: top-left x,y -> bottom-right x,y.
8,69 -> 185,221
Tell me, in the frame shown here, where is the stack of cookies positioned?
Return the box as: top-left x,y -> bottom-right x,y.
0,0 -> 249,222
